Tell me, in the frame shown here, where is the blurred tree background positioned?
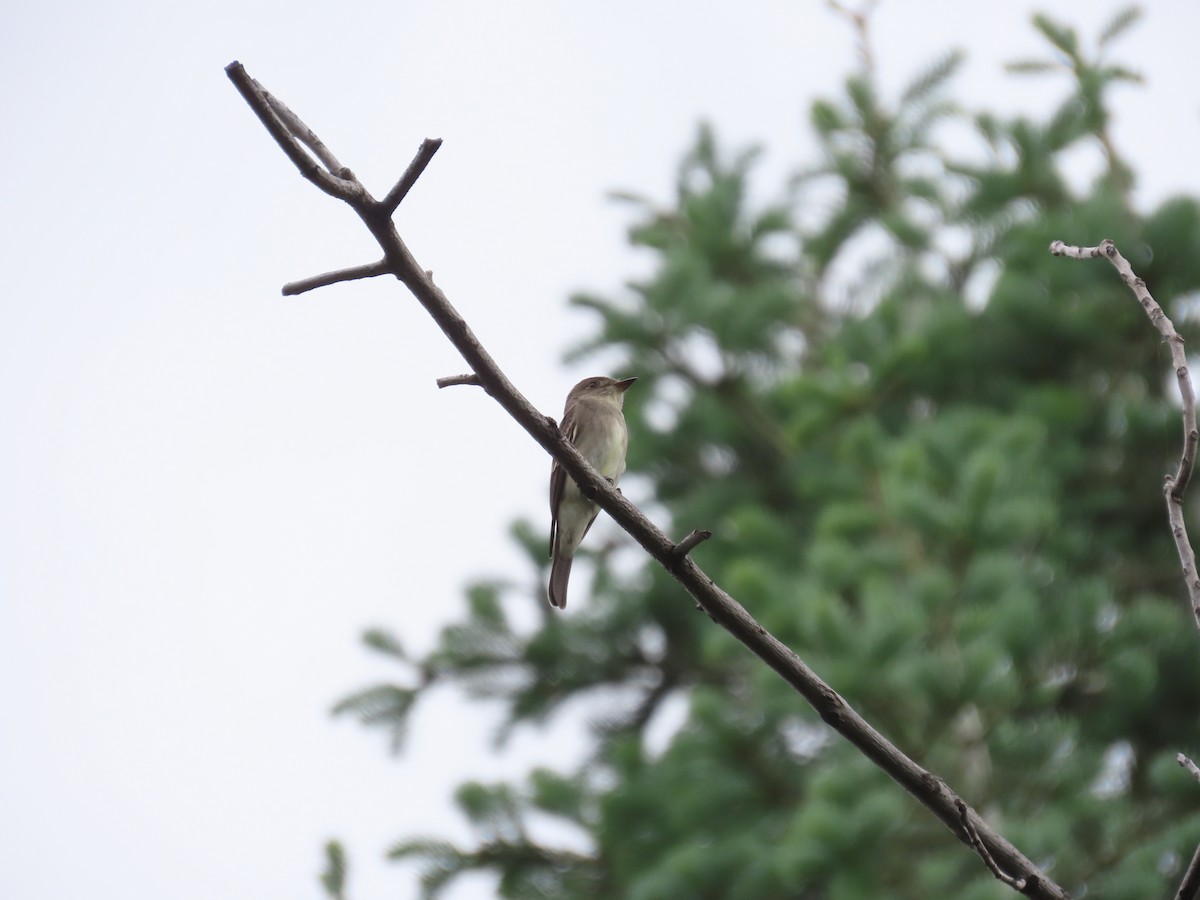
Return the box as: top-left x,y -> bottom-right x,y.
333,7 -> 1200,898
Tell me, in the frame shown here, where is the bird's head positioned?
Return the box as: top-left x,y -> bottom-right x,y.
567,375 -> 637,407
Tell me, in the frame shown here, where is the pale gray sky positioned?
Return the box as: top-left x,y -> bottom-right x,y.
2,2 -> 1197,899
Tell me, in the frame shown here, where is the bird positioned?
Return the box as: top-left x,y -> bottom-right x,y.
548,375 -> 637,608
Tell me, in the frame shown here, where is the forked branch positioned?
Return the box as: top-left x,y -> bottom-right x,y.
226,59 -> 1070,899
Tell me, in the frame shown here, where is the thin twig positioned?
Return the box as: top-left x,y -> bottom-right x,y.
228,61 -> 1070,900
283,260 -> 390,296
1052,239 -> 1200,900
673,529 -> 713,559
254,77 -> 350,177
226,62 -> 365,203
955,800 -> 1027,891
436,374 -> 483,389
1179,753 -> 1200,784
1176,844 -> 1200,900
1049,239 -> 1200,637
382,139 -> 444,215
826,0 -> 879,75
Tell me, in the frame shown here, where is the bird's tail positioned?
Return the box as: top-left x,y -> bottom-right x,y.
548,551 -> 573,609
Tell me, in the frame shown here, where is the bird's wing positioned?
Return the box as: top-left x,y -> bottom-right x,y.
548,403 -> 580,556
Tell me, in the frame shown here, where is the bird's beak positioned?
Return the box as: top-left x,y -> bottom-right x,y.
615,376 -> 638,392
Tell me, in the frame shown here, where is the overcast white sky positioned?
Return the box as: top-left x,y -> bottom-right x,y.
2,2 -> 1197,899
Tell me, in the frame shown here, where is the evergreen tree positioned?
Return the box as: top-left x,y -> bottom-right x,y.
335,8 -> 1200,897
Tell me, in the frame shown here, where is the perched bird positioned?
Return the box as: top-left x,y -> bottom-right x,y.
548,375 -> 637,608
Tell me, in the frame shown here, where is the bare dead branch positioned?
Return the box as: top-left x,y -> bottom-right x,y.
1177,844 -> 1200,900
1052,239 -> 1200,900
956,799 -> 1027,891
1049,239 -> 1200,637
382,139 -> 444,215
1179,753 -> 1200,784
826,0 -> 879,75
436,374 -> 483,389
254,77 -> 350,176
228,61 -> 1070,900
225,61 -> 365,203
283,260 -> 390,296
673,529 -> 713,559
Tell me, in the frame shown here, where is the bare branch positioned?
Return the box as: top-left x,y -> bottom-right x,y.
672,529 -> 713,559
229,62 -> 1070,900
382,139 -> 444,215
826,0 -> 879,75
1177,843 -> 1200,900
436,374 -> 483,389
1047,240 -> 1106,261
1179,753 -> 1200,784
283,260 -> 390,296
224,61 -> 366,203
1049,239 -> 1200,637
255,77 -> 349,176
956,800 -> 1027,891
